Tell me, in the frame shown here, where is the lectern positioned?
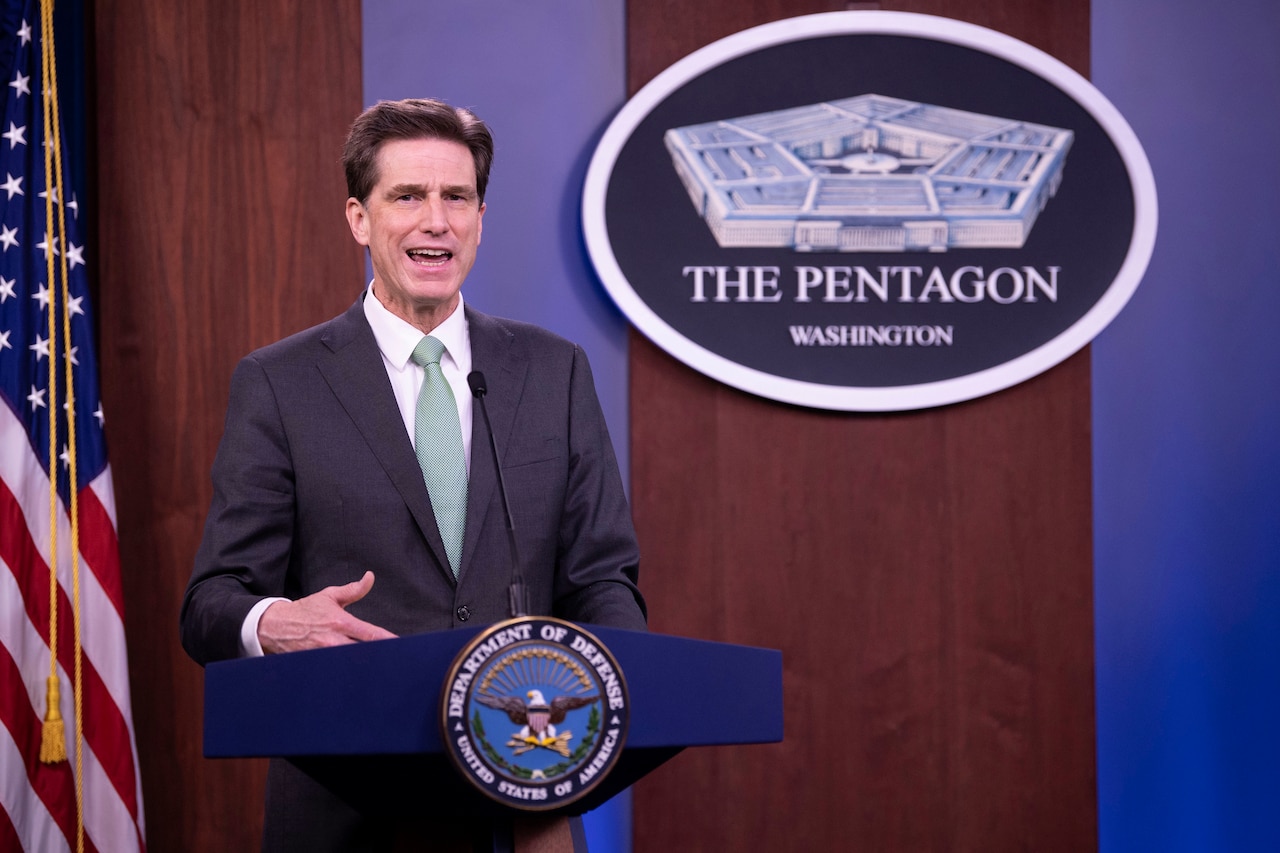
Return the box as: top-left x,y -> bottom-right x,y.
204,624 -> 782,849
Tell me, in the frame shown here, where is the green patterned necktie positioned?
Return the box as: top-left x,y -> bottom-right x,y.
410,335 -> 467,577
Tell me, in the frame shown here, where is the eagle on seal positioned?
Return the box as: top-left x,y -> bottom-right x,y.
477,689 -> 597,755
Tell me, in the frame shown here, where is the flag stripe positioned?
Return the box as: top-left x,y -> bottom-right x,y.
0,642 -> 81,852
2,557 -> 125,853
0,797 -> 29,853
1,409 -> 145,853
1,411 -> 135,713
0,475 -> 142,827
74,484 -> 124,620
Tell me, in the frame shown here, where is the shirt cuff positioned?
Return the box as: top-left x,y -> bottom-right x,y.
240,597 -> 289,657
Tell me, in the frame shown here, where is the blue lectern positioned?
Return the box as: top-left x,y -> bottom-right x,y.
203,625 -> 782,827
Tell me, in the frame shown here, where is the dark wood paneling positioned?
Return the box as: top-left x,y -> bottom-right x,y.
628,2 -> 1096,850
92,2 -> 362,849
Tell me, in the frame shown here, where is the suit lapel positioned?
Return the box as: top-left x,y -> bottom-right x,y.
461,307 -> 528,579
317,297 -> 455,583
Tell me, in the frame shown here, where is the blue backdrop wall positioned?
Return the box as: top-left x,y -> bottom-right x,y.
364,2 -> 1280,851
1092,0 -> 1280,850
360,4 -> 632,849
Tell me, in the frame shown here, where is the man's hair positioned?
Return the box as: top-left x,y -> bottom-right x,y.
342,98 -> 494,204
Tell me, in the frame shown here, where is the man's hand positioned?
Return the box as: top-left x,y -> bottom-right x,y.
257,571 -> 398,654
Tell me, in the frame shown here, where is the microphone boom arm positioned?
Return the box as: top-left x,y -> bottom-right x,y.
467,371 -> 529,617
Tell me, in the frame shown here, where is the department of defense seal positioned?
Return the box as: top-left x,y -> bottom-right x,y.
440,617 -> 630,811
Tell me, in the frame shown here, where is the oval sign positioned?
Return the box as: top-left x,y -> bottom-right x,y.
583,11 -> 1157,411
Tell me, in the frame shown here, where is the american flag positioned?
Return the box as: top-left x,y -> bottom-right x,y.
1,2 -> 146,851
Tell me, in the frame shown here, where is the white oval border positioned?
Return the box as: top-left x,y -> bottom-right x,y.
583,11 -> 1158,412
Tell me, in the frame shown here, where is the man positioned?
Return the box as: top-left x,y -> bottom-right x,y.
180,98 -> 646,850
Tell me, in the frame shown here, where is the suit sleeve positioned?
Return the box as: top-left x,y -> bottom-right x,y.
179,355 -> 297,665
551,345 -> 648,630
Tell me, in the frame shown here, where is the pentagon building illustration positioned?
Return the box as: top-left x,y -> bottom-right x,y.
664,95 -> 1074,252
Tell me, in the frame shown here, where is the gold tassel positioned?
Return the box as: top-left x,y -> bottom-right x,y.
39,675 -> 67,764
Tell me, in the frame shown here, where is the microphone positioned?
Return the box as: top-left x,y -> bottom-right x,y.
467,371 -> 528,617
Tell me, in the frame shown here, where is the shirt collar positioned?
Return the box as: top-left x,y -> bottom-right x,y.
363,285 -> 471,374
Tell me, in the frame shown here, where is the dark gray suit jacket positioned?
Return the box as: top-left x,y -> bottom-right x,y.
180,296 -> 646,664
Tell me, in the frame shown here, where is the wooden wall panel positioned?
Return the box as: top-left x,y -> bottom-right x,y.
92,2 -> 363,849
628,2 -> 1096,851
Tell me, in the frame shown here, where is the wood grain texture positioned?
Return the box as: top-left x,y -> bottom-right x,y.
92,2 -> 363,849
627,1 -> 1097,850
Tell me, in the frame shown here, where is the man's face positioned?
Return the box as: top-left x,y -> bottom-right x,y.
345,137 -> 485,331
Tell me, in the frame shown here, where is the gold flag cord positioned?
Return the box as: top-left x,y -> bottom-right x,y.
37,1 -> 86,851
